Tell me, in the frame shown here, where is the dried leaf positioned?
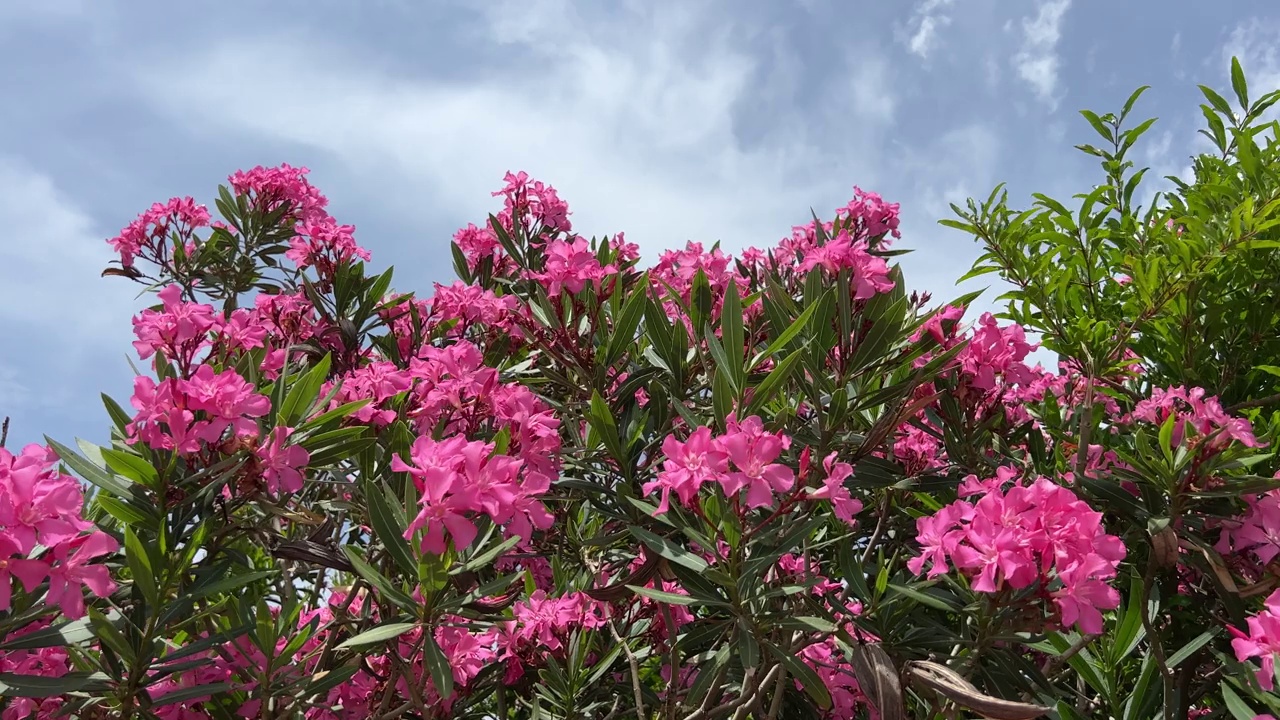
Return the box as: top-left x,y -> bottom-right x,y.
906,661 -> 1050,720
847,643 -> 904,720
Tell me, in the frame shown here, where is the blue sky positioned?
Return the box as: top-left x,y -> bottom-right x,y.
0,0 -> 1276,451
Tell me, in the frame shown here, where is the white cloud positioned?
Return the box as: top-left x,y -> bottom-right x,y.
1223,18 -> 1280,119
1011,0 -> 1071,109
0,158 -> 139,433
901,0 -> 955,60
0,158 -> 136,346
129,4 -> 901,266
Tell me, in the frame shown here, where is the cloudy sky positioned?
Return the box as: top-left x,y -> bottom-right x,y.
0,0 -> 1276,451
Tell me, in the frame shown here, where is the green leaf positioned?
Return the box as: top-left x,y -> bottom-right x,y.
301,665 -> 360,699
456,534 -> 521,574
335,622 -> 418,650
1221,683 -> 1257,720
1121,85 -> 1151,120
1231,56 -> 1249,110
365,481 -> 418,578
0,616 -> 98,650
47,438 -> 133,496
423,633 -> 455,699
886,583 -> 959,612
300,399 -> 372,430
1166,628 -> 1217,668
95,495 -> 156,528
1200,85 -> 1235,118
1255,365 -> 1280,378
183,570 -> 277,603
150,682 -> 235,708
626,585 -> 695,605
780,616 -> 837,633
1080,109 -> 1114,143
1121,652 -> 1159,720
124,527 -> 158,606
607,275 -> 649,365
665,562 -> 730,608
764,640 -> 832,709
0,672 -> 110,698
88,608 -> 135,665
279,353 -> 333,426
721,279 -> 746,389
745,351 -> 805,416
100,448 -> 160,488
628,526 -> 709,574
751,300 -> 819,370
341,547 -> 417,610
586,390 -> 625,464
1109,574 -> 1145,664
704,326 -> 740,396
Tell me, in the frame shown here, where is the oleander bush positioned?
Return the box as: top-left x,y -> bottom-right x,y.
1,59 -> 1279,719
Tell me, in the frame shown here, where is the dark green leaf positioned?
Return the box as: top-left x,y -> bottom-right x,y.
335,622 -> 418,650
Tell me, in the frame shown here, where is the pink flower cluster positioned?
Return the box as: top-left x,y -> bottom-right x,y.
910,469 -> 1125,634
529,237 -> 618,296
391,435 -> 554,555
128,365 -> 269,455
1231,589 -> 1280,691
494,170 -> 573,236
107,196 -> 211,269
1126,385 -> 1261,451
1218,489 -> 1280,567
795,230 -> 894,298
493,590 -> 606,682
0,445 -> 117,620
426,280 -> 522,337
231,164 -> 371,280
958,313 -> 1039,392
0,621 -> 75,720
641,417 -> 795,515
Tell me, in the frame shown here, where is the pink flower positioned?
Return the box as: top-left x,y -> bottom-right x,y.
43,532 -> 119,620
642,427 -> 729,515
958,313 -> 1038,392
1231,589 -> 1280,691
131,284 -> 220,364
106,196 -> 210,269
0,445 -> 92,553
0,535 -> 50,612
796,230 -> 894,298
531,237 -> 616,296
908,502 -> 974,578
907,469 -> 1126,634
718,416 -> 794,509
911,304 -> 965,344
256,427 -> 310,495
806,453 -> 864,526
1052,555 -> 1121,635
392,437 -> 483,555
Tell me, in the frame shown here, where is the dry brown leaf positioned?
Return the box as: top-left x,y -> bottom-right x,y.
906,660 -> 1050,720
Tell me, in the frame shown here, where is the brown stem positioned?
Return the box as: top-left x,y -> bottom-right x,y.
860,492 -> 893,566
1225,391 -> 1280,413
608,615 -> 647,720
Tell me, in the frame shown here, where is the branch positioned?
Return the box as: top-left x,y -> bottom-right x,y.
607,616 -> 647,720
1225,392 -> 1280,413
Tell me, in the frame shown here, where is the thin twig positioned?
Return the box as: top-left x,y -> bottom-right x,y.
1040,633 -> 1097,675
0,416 -> 7,448
764,662 -> 789,720
860,492 -> 893,565
608,616 -> 646,720
1225,391 -> 1280,413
